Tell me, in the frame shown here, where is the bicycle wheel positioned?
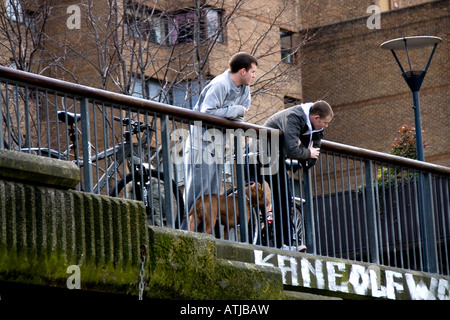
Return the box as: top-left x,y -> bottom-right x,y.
249,206 -> 260,245
259,209 -> 273,247
108,168 -> 143,197
109,168 -> 185,228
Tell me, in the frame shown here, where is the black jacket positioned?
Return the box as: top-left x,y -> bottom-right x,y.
264,103 -> 323,168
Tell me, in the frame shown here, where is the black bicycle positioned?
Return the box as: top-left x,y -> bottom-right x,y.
22,110 -> 185,227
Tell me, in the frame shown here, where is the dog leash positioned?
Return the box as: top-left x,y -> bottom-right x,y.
138,244 -> 147,300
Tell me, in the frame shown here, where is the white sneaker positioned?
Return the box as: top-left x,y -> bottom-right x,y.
282,244 -> 307,252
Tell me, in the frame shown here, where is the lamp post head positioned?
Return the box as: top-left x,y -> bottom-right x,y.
380,36 -> 441,162
380,36 -> 441,92
380,36 -> 441,51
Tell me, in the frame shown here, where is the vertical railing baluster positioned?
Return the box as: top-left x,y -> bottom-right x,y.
365,160 -> 380,264
80,97 -> 93,193
419,172 -> 438,273
234,130 -> 248,243
0,83 -> 4,150
161,115 -> 174,228
303,166 -> 316,254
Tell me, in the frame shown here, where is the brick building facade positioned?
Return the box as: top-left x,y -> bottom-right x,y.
299,0 -> 449,166
1,0 -> 448,165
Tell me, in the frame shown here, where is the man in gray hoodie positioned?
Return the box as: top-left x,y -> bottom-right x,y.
264,100 -> 333,249
183,52 -> 258,225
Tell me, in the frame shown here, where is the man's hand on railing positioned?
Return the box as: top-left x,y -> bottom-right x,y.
308,141 -> 320,159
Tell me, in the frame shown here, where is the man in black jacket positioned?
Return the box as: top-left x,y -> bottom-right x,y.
264,100 -> 333,250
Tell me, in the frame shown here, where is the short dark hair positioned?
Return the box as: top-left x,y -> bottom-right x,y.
310,100 -> 334,119
229,52 -> 258,73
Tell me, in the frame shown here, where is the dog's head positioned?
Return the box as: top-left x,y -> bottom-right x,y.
246,182 -> 270,208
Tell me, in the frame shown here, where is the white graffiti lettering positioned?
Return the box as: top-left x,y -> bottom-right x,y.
253,249 -> 450,300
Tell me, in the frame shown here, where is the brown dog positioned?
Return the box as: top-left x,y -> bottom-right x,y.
188,182 -> 269,240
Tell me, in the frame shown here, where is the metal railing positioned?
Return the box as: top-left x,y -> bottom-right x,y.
1,66 -> 449,276
302,141 -> 450,275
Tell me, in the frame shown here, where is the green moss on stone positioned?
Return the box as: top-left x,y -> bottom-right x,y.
144,227 -> 284,300
1,178 -> 284,300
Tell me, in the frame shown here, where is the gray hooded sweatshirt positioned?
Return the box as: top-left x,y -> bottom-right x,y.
193,69 -> 250,120
184,69 -> 251,212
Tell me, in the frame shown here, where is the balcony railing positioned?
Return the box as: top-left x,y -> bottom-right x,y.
1,66 -> 449,276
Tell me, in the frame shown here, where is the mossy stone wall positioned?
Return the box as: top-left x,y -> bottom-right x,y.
0,177 -> 285,299
0,150 -> 285,299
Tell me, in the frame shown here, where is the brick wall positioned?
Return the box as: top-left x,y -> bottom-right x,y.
300,0 -> 449,166
299,0 -> 435,29
1,0 -> 447,165
299,0 -> 374,29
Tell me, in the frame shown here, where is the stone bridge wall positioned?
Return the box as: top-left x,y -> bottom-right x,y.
0,150 -> 448,300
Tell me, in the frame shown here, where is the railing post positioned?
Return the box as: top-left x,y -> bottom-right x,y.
303,168 -> 316,254
0,92 -> 4,150
419,172 -> 438,273
80,98 -> 93,192
161,115 -> 175,228
365,160 -> 380,264
234,130 -> 248,243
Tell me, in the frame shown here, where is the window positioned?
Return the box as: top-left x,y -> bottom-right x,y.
280,29 -> 294,64
125,4 -> 224,45
131,76 -> 206,109
24,10 -> 36,31
6,0 -> 23,22
6,0 -> 37,33
130,76 -> 145,98
168,10 -> 195,44
130,77 -> 170,103
284,96 -> 301,109
124,3 -> 167,44
168,8 -> 224,45
172,80 -> 201,109
148,79 -> 171,104
205,8 -> 224,43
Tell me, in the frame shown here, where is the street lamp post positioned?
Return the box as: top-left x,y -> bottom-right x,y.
380,36 -> 441,161
380,36 -> 442,273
